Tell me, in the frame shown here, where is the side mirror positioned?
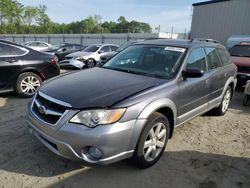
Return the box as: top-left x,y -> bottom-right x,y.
182,68 -> 204,78
98,50 -> 104,54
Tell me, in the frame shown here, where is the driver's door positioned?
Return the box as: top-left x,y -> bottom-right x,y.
177,48 -> 212,124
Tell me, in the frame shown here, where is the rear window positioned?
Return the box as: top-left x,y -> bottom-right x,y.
205,48 -> 222,70
229,45 -> 250,57
217,48 -> 231,65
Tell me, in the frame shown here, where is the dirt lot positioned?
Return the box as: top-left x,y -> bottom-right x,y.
0,89 -> 249,188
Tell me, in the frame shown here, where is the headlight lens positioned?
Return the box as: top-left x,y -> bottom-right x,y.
69,109 -> 126,128
75,57 -> 85,62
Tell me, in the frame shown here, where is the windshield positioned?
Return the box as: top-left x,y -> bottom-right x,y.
103,45 -> 186,79
229,45 -> 250,57
83,45 -> 101,52
51,43 -> 65,50
116,41 -> 135,52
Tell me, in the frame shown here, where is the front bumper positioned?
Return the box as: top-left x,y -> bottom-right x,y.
59,59 -> 85,69
27,102 -> 146,165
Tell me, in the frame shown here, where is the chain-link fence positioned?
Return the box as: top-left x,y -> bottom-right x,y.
0,33 -> 161,45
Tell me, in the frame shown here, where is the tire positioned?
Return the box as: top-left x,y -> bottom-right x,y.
212,86 -> 232,116
86,58 -> 96,68
15,72 -> 42,98
133,112 -> 170,168
243,95 -> 249,106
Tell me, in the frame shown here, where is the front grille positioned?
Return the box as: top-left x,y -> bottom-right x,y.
32,94 -> 68,125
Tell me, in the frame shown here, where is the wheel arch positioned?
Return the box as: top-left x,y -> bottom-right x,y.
138,98 -> 177,139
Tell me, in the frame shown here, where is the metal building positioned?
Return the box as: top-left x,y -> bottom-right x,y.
190,0 -> 250,45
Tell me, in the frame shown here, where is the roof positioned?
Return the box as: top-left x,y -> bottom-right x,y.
135,39 -> 223,49
193,0 -> 231,7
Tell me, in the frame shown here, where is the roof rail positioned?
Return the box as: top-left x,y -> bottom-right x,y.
190,38 -> 220,44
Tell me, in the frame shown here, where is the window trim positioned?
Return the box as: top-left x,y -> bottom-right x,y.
0,42 -> 29,57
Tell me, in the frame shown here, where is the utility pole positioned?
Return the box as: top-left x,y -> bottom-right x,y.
171,26 -> 174,39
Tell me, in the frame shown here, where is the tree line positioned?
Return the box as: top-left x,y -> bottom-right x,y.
0,0 -> 152,34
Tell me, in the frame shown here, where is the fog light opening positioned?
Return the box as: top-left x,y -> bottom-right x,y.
88,146 -> 103,160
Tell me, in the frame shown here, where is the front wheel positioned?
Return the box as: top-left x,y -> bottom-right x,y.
86,58 -> 96,68
133,112 -> 170,168
15,72 -> 42,98
212,86 -> 232,116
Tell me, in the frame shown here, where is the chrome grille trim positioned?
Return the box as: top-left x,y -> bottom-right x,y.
31,92 -> 71,126
38,91 -> 72,108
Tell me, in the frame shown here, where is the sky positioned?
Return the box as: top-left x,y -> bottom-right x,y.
18,0 -> 206,33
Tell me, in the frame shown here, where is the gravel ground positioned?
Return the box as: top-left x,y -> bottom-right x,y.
0,89 -> 249,188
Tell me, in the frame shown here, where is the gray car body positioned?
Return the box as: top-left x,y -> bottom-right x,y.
27,39 -> 237,165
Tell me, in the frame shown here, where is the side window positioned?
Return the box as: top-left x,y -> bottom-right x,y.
186,48 -> 208,72
0,43 -> 26,56
205,48 -> 222,69
100,46 -> 110,52
65,45 -> 74,50
110,45 -> 118,52
217,48 -> 231,65
74,45 -> 82,50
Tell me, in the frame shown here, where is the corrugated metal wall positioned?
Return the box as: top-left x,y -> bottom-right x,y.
190,0 -> 250,45
0,33 -> 159,45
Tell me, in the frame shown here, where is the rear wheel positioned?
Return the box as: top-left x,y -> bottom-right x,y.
133,112 -> 170,168
212,86 -> 232,116
15,72 -> 42,98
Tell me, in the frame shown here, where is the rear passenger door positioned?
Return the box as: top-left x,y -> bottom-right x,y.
178,48 -> 211,122
205,47 -> 229,100
0,43 -> 26,90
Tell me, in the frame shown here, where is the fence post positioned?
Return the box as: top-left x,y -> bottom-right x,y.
63,35 -> 65,43
23,35 -> 25,42
80,35 -> 83,45
12,36 -> 15,43
101,34 -> 104,44
48,35 -> 50,43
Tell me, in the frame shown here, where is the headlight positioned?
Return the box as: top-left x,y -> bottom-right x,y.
75,57 -> 85,62
69,109 -> 126,128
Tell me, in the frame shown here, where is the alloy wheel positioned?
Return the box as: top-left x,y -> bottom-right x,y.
222,89 -> 231,113
20,76 -> 41,95
143,122 -> 167,162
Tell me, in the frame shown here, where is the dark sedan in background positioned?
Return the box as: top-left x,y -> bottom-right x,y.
0,40 -> 60,97
46,43 -> 87,61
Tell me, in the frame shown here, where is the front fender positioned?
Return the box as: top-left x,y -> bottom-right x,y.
138,98 -> 177,125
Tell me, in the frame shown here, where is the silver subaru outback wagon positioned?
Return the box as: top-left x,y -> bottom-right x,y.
27,39 -> 237,168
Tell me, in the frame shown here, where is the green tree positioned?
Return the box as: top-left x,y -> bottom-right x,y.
23,6 -> 38,33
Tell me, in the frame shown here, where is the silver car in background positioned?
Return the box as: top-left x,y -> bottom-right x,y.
59,44 -> 119,69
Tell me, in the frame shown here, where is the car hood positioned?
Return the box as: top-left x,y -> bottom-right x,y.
232,56 -> 250,67
66,51 -> 94,58
39,68 -> 164,109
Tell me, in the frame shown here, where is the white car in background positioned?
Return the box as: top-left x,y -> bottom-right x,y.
24,41 -> 52,52
59,44 -> 119,69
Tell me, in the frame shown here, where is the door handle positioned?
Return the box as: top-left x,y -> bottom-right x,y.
205,79 -> 210,85
224,73 -> 229,77
7,59 -> 17,63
